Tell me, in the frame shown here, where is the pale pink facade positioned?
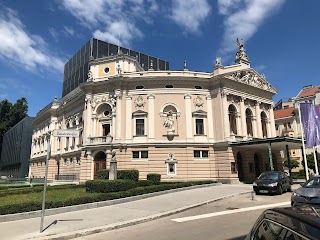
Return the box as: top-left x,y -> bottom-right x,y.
30,50 -> 282,183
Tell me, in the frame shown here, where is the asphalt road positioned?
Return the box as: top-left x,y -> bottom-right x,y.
75,191 -> 292,240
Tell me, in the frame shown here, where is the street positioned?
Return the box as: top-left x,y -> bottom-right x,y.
75,191 -> 292,240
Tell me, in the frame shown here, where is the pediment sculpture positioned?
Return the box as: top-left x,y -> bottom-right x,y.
226,70 -> 276,93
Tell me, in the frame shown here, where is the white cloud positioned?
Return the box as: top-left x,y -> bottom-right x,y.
218,0 -> 286,57
170,0 -> 211,34
0,8 -> 65,74
63,26 -> 75,37
61,0 -> 210,47
49,27 -> 59,41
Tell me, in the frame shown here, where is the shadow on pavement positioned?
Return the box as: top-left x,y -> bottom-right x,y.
227,234 -> 247,240
43,219 -> 83,232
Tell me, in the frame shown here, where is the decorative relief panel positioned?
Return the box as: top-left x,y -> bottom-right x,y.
193,96 -> 204,109
225,70 -> 276,93
134,95 -> 145,110
90,95 -> 116,110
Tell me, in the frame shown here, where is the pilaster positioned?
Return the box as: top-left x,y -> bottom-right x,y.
126,95 -> 132,141
148,94 -> 155,140
206,95 -> 214,141
184,94 -> 192,140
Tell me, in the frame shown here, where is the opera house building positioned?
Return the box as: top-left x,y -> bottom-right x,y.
29,38 -> 301,184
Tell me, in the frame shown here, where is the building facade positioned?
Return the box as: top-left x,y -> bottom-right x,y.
30,40 -> 285,184
0,117 -> 34,178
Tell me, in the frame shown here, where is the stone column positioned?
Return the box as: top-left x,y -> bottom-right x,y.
184,94 -> 192,140
240,97 -> 247,137
252,116 -> 258,138
85,96 -> 92,142
206,95 -> 214,141
255,101 -> 262,138
115,94 -> 122,141
269,106 -> 276,137
92,114 -> 97,137
148,95 -> 155,140
126,96 -> 132,142
221,92 -> 230,139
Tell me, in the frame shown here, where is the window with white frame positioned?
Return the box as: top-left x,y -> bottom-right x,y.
167,162 -> 176,175
132,151 -> 148,160
135,119 -> 145,136
195,119 -> 204,135
194,150 -> 209,159
132,111 -> 147,137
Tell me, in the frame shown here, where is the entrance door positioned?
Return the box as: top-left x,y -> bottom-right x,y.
94,161 -> 106,179
94,151 -> 107,179
254,153 -> 261,178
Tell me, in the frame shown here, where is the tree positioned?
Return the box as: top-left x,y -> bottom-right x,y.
301,152 -> 320,173
283,159 -> 300,169
0,98 -> 28,160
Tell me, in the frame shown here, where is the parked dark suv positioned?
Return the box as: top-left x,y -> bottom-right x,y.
245,205 -> 320,240
253,171 -> 292,195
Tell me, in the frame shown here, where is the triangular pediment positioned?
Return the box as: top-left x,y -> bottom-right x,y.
224,69 -> 277,94
132,110 -> 148,117
192,109 -> 207,118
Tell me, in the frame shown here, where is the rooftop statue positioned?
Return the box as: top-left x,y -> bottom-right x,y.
235,38 -> 250,65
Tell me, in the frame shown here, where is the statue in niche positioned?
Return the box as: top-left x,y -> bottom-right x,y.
163,111 -> 175,134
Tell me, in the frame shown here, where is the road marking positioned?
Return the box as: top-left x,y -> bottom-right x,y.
171,201 -> 290,222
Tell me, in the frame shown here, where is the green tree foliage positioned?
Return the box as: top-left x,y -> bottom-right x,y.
301,152 -> 320,172
0,98 -> 28,159
283,159 -> 300,169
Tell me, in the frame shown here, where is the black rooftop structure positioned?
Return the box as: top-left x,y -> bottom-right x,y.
62,38 -> 170,97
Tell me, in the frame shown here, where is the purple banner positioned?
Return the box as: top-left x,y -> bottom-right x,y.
300,103 -> 320,147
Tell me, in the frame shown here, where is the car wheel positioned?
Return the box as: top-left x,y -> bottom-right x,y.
277,185 -> 283,195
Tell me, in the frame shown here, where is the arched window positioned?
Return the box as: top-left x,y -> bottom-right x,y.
261,112 -> 268,138
228,105 -> 237,135
246,108 -> 253,137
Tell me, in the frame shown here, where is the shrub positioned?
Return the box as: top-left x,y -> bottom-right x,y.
118,170 -> 139,181
97,170 -> 109,179
85,179 -> 137,193
147,173 -> 161,185
97,169 -> 139,181
137,180 -> 154,187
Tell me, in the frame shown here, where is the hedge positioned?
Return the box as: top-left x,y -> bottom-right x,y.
85,180 -> 137,193
97,169 -> 139,181
0,180 -> 216,215
147,173 -> 161,184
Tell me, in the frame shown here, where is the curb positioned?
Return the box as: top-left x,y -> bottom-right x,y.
0,182 -> 223,222
30,190 -> 252,240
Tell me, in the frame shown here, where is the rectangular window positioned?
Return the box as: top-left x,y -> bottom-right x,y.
65,137 -> 69,149
194,150 -> 209,159
231,162 -> 237,173
103,124 -> 110,136
195,119 -> 204,135
132,151 -> 148,160
136,119 -> 145,136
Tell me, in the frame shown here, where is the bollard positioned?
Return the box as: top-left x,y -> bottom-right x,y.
251,191 -> 255,200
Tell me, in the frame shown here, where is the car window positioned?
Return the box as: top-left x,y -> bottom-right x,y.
259,173 -> 279,181
304,178 -> 320,188
253,220 -> 283,240
284,229 -> 305,240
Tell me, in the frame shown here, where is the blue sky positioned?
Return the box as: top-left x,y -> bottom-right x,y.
0,0 -> 319,117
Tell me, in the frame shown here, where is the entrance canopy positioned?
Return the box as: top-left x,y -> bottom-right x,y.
230,137 -> 303,150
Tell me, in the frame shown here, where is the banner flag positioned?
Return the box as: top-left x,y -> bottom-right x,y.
300,103 -> 320,147
314,105 -> 320,147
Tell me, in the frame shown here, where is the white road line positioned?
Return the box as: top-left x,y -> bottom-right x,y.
172,201 -> 290,223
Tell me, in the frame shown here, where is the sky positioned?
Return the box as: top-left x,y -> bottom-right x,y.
0,0 -> 320,117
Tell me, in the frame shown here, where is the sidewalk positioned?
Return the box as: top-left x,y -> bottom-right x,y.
0,184 -> 252,240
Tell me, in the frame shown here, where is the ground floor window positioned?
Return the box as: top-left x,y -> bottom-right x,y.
194,150 -> 209,159
167,162 -> 176,175
132,151 -> 148,160
231,162 -> 237,173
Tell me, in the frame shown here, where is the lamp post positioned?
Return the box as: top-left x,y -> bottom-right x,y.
40,131 -> 51,233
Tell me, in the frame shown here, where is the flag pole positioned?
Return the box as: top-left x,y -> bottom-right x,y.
298,102 -> 309,181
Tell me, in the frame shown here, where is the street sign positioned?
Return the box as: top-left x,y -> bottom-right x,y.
53,129 -> 80,137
